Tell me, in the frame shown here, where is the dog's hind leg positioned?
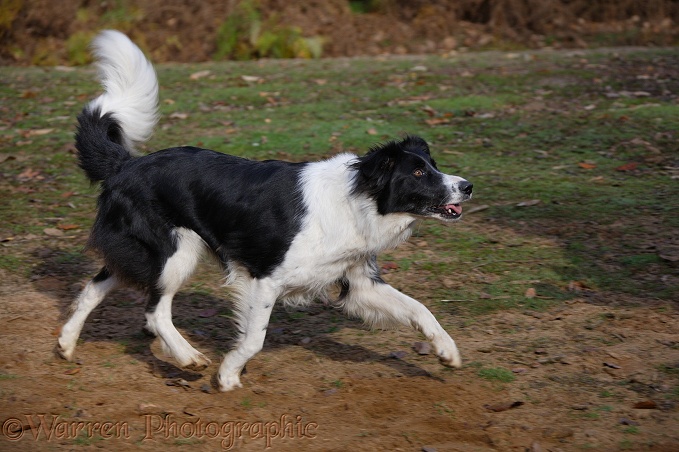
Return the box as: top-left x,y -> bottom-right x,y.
342,261 -> 462,368
144,228 -> 211,371
57,267 -> 119,361
216,278 -> 277,391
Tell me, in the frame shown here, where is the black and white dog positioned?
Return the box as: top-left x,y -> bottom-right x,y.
56,30 -> 473,391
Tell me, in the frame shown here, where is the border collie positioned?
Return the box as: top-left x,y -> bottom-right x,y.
56,30 -> 473,391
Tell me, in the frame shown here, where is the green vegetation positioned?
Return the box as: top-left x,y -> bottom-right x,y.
477,367 -> 515,383
214,0 -> 324,60
1,48 -> 677,321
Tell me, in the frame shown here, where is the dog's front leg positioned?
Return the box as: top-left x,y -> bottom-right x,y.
343,265 -> 462,367
217,279 -> 277,391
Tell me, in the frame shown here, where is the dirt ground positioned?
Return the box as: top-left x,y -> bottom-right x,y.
1,212 -> 678,451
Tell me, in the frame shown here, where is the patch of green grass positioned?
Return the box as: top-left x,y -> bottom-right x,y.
477,367 -> 515,383
240,397 -> 253,409
0,48 -> 676,333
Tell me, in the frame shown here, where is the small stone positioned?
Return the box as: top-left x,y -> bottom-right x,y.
413,342 -> 431,355
137,403 -> 164,415
166,378 -> 191,390
74,409 -> 91,418
200,384 -> 212,394
619,418 -> 639,426
299,337 -> 312,345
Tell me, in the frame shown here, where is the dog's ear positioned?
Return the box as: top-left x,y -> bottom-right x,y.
351,141 -> 401,195
399,135 -> 437,168
400,135 -> 430,155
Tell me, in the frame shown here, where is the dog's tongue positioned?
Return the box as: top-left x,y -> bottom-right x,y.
445,204 -> 462,214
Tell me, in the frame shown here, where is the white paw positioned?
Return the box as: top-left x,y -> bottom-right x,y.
56,335 -> 76,362
217,373 -> 243,392
181,353 -> 212,371
434,336 -> 462,368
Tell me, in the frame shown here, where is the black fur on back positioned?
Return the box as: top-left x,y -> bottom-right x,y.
88,147 -> 307,286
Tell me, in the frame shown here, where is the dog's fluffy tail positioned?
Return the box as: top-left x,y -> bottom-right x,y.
76,30 -> 159,182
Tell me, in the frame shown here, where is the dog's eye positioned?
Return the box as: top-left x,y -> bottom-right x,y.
413,169 -> 425,178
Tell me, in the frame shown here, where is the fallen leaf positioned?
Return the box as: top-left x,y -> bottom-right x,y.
169,112 -> 188,120
615,162 -> 639,171
633,400 -> 658,409
421,105 -> 437,117
17,168 -> 42,180
57,224 -> 79,230
578,162 -> 597,169
64,368 -> 80,375
425,118 -> 450,126
381,261 -> 398,271
366,128 -> 378,135
525,288 -> 537,298
44,228 -> 64,237
241,75 -> 262,83
567,281 -> 588,293
189,70 -> 211,80
516,199 -> 541,207
26,128 -> 53,137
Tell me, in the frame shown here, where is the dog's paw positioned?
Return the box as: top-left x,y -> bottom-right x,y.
182,353 -> 212,372
438,353 -> 462,368
54,341 -> 75,362
216,372 -> 243,392
434,336 -> 462,368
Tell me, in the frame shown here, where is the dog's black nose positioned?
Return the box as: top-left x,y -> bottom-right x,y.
458,181 -> 473,195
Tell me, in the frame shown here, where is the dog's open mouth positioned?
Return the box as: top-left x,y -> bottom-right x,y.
428,203 -> 462,219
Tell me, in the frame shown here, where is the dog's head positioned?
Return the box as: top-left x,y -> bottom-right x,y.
351,136 -> 472,222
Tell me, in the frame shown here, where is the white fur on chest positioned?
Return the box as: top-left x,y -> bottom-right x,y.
272,154 -> 416,294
